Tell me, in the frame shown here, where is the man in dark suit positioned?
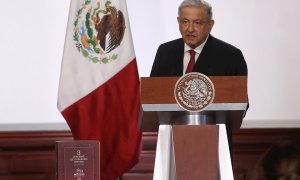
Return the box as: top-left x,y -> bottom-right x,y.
151,0 -> 247,77
150,0 -> 248,156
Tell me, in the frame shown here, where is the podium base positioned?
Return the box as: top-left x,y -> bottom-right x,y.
153,124 -> 233,180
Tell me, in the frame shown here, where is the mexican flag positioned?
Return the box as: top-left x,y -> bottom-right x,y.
57,0 -> 142,179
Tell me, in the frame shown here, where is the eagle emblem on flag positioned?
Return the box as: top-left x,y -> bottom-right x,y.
73,0 -> 125,63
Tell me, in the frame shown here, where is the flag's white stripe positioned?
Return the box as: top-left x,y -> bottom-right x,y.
58,0 -> 135,111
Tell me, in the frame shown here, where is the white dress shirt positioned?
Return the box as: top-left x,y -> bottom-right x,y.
183,36 -> 209,74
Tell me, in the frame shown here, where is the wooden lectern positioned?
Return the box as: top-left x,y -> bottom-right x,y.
139,76 -> 248,180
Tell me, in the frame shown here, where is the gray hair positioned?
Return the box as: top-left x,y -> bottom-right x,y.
178,0 -> 213,20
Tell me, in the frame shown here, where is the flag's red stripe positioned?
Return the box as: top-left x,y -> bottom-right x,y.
62,60 -> 142,179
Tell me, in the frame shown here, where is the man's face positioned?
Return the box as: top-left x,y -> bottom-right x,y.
177,6 -> 214,49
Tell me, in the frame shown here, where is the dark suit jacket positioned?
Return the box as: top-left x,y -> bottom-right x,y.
150,35 -> 248,77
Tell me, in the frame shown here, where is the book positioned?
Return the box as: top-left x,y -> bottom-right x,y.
56,140 -> 100,180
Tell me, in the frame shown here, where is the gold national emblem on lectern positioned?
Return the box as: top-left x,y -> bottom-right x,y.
174,73 -> 215,112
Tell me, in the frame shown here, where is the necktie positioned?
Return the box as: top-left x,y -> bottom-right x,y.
186,50 -> 195,73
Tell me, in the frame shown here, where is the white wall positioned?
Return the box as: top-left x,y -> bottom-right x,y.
0,0 -> 300,130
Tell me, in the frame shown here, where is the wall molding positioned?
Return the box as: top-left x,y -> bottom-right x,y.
1,120 -> 300,131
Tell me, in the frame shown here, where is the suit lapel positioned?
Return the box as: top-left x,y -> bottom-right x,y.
173,39 -> 185,76
193,35 -> 213,74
